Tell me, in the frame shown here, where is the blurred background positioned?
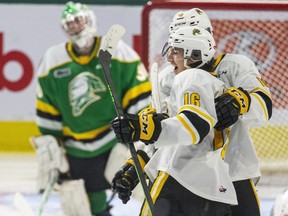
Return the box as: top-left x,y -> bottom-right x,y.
1,0 -> 288,215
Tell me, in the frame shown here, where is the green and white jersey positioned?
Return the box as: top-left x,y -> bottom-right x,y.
36,37 -> 151,158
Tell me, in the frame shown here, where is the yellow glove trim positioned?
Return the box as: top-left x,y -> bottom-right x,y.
138,111 -> 156,141
126,155 -> 147,172
225,87 -> 250,114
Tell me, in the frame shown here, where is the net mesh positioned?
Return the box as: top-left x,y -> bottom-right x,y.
143,6 -> 288,173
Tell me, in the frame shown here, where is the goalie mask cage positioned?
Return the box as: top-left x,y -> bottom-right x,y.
142,1 -> 288,181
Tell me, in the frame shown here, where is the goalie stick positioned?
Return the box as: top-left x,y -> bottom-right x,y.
37,171 -> 58,216
99,24 -> 155,215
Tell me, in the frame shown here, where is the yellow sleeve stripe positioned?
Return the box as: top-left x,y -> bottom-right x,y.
178,105 -> 215,127
36,100 -> 60,115
122,82 -> 152,109
251,87 -> 272,100
176,115 -> 197,144
63,125 -> 110,140
250,93 -> 269,122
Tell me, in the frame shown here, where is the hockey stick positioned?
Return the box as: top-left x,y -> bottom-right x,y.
99,24 -> 155,215
37,171 -> 58,216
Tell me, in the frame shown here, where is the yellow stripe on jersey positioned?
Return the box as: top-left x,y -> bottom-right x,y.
214,130 -> 224,150
221,128 -> 231,159
250,93 -> 269,122
63,125 -> 110,140
176,115 -> 197,144
212,54 -> 224,69
251,87 -> 272,100
67,37 -> 101,65
122,82 -> 151,109
36,100 -> 60,115
214,128 -> 230,159
140,171 -> 169,216
179,105 -> 215,127
249,179 -> 260,210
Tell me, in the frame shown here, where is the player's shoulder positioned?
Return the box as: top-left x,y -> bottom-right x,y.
221,53 -> 255,67
175,68 -> 218,85
38,42 -> 70,77
111,39 -> 141,62
44,42 -> 67,57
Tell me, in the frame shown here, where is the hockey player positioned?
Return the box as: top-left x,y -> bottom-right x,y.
111,26 -> 238,216
33,1 -> 151,216
158,8 -> 273,216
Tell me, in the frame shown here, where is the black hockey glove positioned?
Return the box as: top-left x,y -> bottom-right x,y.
111,108 -> 168,145
111,150 -> 150,204
214,87 -> 251,131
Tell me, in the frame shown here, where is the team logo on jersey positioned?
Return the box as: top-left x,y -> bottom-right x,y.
69,72 -> 106,117
219,185 -> 227,193
54,68 -> 71,78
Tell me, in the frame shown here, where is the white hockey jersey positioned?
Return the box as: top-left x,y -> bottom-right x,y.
145,68 -> 238,205
153,54 -> 272,182
214,54 -> 272,181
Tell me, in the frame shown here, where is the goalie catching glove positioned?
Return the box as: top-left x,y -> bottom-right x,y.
214,87 -> 251,131
111,150 -> 150,204
111,107 -> 168,145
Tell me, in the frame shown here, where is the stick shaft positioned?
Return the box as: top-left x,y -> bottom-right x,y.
99,49 -> 155,215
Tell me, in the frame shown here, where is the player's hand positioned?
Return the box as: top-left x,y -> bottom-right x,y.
111,164 -> 138,204
112,149 -> 149,204
111,108 -> 168,144
214,87 -> 251,131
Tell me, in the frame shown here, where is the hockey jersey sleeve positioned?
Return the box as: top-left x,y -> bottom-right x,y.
155,69 -> 225,148
35,52 -> 64,138
217,54 -> 272,127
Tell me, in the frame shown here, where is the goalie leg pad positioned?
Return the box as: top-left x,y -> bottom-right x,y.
60,179 -> 92,216
30,135 -> 69,192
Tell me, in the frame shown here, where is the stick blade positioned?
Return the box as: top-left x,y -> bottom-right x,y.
100,24 -> 126,55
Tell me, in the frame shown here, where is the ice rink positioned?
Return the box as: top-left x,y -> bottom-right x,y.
0,153 -> 283,216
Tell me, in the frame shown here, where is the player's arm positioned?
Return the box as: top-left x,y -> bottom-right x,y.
214,56 -> 272,130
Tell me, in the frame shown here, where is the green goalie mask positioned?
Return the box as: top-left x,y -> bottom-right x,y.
61,1 -> 97,49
